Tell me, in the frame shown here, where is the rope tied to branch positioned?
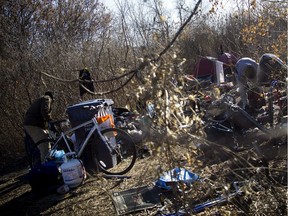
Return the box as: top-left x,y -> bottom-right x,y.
41,0 -> 203,96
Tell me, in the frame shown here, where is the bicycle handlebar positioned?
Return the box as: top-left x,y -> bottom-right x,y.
48,119 -> 70,133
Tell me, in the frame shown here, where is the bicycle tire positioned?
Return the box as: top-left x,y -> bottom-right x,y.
29,138 -> 55,169
90,128 -> 137,175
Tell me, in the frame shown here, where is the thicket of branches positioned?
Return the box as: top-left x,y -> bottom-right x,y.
0,0 -> 287,164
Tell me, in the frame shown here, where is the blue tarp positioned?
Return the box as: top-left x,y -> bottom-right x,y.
155,167 -> 199,190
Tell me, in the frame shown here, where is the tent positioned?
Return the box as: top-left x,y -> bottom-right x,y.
192,56 -> 224,85
192,56 -> 216,78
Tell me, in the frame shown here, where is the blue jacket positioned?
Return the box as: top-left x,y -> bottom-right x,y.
235,58 -> 258,77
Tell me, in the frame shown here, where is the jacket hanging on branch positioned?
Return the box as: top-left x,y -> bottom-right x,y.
79,68 -> 95,97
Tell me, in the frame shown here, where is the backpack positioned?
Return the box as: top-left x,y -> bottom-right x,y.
28,161 -> 63,194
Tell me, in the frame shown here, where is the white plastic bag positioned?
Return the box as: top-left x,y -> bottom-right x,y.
96,107 -> 115,131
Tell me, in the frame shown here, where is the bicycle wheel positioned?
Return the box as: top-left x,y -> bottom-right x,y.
29,138 -> 55,169
90,128 -> 137,175
222,94 -> 236,104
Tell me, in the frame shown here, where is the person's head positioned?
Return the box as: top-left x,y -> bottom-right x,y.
44,91 -> 54,101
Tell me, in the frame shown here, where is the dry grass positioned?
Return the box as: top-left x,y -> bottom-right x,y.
0,134 -> 286,216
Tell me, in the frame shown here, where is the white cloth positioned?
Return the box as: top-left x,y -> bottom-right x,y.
215,60 -> 224,85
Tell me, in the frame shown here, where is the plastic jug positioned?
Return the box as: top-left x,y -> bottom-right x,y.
60,159 -> 86,188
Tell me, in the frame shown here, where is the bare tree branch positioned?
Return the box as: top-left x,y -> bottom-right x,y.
79,72 -> 136,96
156,0 -> 202,61
40,0 -> 203,95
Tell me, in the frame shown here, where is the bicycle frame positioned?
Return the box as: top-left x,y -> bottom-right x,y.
49,116 -> 113,159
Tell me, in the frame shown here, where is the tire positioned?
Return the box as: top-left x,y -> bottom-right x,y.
222,94 -> 236,104
29,138 -> 55,169
90,128 -> 137,175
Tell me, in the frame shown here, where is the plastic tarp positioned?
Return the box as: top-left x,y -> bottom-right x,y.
155,167 -> 199,190
218,52 -> 238,69
192,56 -> 216,78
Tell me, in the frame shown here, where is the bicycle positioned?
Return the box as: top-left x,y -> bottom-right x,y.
29,104 -> 137,175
